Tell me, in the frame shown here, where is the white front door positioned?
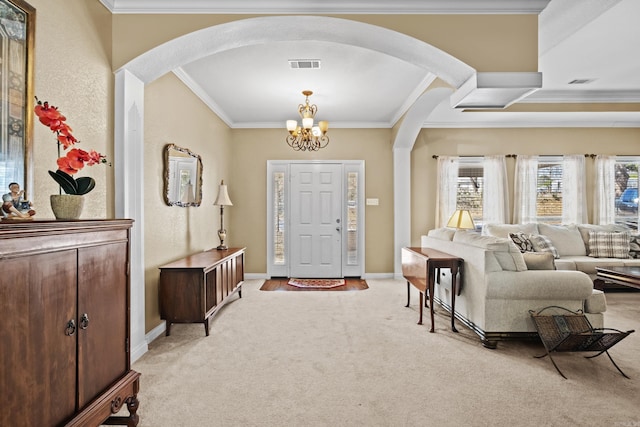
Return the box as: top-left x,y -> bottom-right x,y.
289,163 -> 342,278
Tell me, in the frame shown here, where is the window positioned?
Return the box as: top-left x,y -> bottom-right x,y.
614,157 -> 639,229
273,171 -> 285,265
536,156 -> 563,223
456,158 -> 484,226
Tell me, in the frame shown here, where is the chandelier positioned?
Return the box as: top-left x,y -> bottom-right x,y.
285,90 -> 329,151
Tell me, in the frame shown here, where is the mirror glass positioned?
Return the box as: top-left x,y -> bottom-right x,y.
163,143 -> 202,207
0,0 -> 35,198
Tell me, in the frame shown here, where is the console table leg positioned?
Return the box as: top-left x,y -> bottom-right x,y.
428,273 -> 435,333
417,292 -> 423,325
451,266 -> 459,333
405,281 -> 410,308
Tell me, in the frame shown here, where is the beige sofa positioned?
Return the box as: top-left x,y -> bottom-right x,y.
421,228 -> 606,348
482,223 -> 640,283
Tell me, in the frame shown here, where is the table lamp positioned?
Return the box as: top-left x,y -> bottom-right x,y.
446,209 -> 475,230
214,180 -> 233,250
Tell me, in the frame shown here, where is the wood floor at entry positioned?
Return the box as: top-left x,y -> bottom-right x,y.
260,278 -> 368,291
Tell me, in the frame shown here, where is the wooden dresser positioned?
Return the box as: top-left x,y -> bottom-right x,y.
0,219 -> 140,427
159,247 -> 245,336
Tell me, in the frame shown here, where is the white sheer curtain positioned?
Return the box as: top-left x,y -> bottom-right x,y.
483,155 -> 509,224
562,154 -> 588,224
435,156 -> 459,228
513,155 -> 538,224
594,155 -> 616,225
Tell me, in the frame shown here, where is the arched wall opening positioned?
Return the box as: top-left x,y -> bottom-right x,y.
115,15 -> 474,361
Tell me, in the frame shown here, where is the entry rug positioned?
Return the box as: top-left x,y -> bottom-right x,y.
287,278 -> 346,288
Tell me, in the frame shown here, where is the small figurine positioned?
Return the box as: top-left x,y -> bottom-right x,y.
2,182 -> 35,219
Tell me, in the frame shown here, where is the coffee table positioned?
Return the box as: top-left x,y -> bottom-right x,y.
594,266 -> 640,291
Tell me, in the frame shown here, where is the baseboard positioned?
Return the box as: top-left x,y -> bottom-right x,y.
245,273 -> 269,280
130,338 -> 150,364
363,273 -> 395,279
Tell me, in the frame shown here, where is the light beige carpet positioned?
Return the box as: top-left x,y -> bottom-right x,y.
133,279 -> 640,427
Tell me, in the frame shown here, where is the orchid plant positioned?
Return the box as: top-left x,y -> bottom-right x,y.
34,97 -> 108,195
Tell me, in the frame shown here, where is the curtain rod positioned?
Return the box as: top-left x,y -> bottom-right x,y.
431,154 -> 517,159
432,154 -> 604,159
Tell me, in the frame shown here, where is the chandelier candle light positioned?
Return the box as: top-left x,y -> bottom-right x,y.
285,90 -> 329,151
214,180 -> 233,250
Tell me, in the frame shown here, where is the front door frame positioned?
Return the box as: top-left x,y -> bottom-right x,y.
266,160 -> 365,278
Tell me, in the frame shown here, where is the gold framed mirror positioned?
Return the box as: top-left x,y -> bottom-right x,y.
0,0 -> 35,199
163,143 -> 203,207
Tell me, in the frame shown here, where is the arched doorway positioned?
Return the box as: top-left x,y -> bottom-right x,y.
115,15 -> 474,360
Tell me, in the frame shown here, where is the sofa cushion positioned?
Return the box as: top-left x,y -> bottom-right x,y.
577,224 -> 627,254
529,234 -> 560,259
537,223 -> 586,256
427,227 -> 456,241
588,231 -> 631,259
522,252 -> 556,270
483,223 -> 538,239
509,232 -> 534,253
568,256 -> 626,276
452,231 -> 527,272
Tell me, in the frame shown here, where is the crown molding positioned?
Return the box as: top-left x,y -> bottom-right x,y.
172,68 -> 234,128
522,89 -> 640,103
99,0 -> 550,15
423,111 -> 640,128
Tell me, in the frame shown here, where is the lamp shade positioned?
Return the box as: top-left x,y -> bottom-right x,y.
446,209 -> 475,230
213,180 -> 233,206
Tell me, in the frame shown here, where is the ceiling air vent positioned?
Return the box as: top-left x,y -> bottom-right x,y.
568,78 -> 596,85
289,59 -> 321,69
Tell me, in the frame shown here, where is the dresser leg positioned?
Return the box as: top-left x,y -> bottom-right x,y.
204,319 -> 210,336
165,322 -> 172,336
125,395 -> 140,427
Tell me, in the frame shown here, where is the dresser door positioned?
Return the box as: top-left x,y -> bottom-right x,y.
77,242 -> 128,408
0,250 -> 77,427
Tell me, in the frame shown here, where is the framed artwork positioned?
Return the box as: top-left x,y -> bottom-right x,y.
0,0 -> 35,198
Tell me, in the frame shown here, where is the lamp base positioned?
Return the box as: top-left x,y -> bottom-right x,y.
217,228 -> 227,250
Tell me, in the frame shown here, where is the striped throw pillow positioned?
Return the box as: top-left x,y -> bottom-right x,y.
588,231 -> 631,259
529,234 -> 560,259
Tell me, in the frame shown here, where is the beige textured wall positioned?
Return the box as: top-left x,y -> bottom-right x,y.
411,127 -> 640,246
230,128 -> 394,274
144,72 -> 232,331
111,14 -> 537,72
30,0 -> 113,218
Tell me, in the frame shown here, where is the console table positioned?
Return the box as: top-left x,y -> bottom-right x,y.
401,247 -> 463,333
159,247 -> 245,336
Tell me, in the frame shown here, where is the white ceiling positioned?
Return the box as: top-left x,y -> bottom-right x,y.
101,0 -> 640,128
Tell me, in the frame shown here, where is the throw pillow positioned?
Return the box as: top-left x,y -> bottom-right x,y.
630,234 -> 640,259
509,232 -> 534,253
528,234 -> 560,259
522,252 -> 556,270
588,231 -> 631,259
